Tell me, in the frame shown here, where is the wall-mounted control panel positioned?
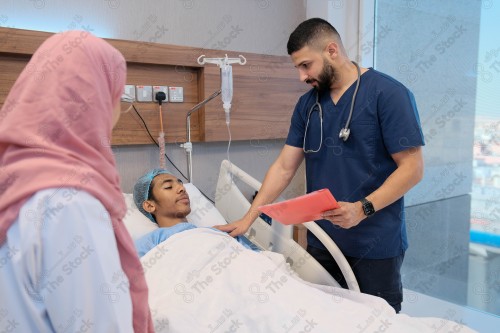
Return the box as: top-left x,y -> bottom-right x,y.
168,87 -> 184,102
121,85 -> 184,103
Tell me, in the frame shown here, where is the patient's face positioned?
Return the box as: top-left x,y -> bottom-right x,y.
148,174 -> 191,224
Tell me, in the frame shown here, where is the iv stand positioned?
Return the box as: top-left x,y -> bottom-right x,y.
197,54 -> 247,66
180,89 -> 221,183
182,54 -> 246,184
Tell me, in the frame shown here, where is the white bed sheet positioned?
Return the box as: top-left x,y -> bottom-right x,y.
141,227 -> 477,333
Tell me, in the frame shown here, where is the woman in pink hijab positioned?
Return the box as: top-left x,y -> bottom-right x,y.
0,31 -> 153,332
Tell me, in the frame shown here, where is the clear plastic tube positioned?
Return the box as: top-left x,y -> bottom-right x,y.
226,121 -> 233,183
159,131 -> 166,169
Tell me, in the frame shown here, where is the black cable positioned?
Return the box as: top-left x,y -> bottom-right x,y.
131,104 -> 215,204
132,105 -> 187,179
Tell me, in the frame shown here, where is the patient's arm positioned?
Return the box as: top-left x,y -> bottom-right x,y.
215,144 -> 304,236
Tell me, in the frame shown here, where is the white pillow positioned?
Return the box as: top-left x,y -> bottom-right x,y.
122,183 -> 227,240
183,183 -> 228,227
122,193 -> 158,240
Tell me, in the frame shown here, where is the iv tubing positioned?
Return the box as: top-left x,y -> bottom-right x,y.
158,104 -> 166,169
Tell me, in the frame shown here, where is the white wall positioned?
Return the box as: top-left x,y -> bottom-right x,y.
1,0 -> 305,56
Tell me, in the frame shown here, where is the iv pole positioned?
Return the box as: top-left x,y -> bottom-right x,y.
181,54 -> 246,184
180,89 -> 221,183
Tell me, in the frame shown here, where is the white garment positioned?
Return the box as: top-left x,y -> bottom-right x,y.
0,188 -> 133,333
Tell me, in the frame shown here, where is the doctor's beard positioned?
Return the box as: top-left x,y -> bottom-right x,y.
308,57 -> 336,94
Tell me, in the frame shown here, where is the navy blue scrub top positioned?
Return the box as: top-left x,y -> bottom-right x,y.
286,68 -> 425,259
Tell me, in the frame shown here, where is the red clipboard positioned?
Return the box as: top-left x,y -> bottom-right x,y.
258,189 -> 340,225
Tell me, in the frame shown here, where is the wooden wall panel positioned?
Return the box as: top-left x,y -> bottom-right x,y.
112,63 -> 200,145
196,50 -> 306,142
0,27 -> 308,145
0,54 -> 30,107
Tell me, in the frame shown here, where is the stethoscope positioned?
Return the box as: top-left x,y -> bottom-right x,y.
303,61 -> 361,153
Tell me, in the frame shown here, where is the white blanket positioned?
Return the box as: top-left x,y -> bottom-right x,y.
141,228 -> 476,333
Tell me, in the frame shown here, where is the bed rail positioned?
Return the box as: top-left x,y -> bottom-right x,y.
215,159 -> 360,291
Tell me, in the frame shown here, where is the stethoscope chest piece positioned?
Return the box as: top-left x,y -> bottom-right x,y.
339,127 -> 350,141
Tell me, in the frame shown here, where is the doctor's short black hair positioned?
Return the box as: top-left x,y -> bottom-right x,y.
287,18 -> 342,55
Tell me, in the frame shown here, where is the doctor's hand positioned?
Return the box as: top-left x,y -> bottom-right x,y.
321,201 -> 365,229
214,217 -> 253,237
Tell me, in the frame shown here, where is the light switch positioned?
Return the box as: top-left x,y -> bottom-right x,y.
136,85 -> 153,102
122,84 -> 135,101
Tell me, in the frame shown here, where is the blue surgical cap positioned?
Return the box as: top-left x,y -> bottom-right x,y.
133,168 -> 172,223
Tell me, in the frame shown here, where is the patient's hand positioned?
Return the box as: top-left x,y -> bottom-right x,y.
214,218 -> 252,237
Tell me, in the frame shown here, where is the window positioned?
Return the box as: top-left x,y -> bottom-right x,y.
374,0 -> 499,316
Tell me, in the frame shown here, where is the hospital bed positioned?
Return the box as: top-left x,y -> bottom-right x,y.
123,159 -> 359,291
122,160 -> 479,333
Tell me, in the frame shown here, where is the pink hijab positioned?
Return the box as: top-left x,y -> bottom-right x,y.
0,31 -> 153,332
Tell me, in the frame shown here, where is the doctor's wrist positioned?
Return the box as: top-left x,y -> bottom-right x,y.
359,197 -> 376,218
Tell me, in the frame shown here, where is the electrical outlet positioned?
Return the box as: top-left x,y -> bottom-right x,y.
136,85 -> 153,102
169,86 -> 184,102
153,85 -> 169,102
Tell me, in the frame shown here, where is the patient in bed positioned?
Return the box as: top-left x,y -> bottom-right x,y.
132,169 -> 477,333
133,169 -> 257,257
